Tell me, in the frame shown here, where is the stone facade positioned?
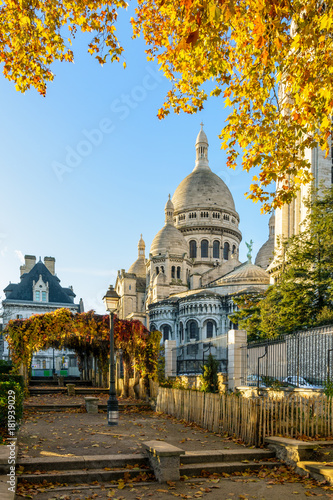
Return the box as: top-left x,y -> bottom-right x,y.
269,138 -> 332,279
112,126 -> 271,355
1,255 -> 83,372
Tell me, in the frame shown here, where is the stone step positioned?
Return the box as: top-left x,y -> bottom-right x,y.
297,461 -> 333,484
29,379 -> 90,386
181,449 -> 276,464
180,460 -> 281,477
0,475 -> 16,500
28,387 -> 67,394
23,402 -> 152,412
17,466 -> 154,485
17,453 -> 148,472
28,387 -> 107,394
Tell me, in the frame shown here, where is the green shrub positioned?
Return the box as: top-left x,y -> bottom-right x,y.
171,377 -> 190,390
159,377 -> 190,389
0,360 -> 12,374
324,379 -> 333,399
0,381 -> 24,434
157,346 -> 166,384
200,354 -> 219,393
0,374 -> 24,391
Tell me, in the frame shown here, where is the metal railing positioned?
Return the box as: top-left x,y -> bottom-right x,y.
242,325 -> 333,388
174,335 -> 228,376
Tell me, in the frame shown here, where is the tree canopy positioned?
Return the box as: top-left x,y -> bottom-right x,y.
1,0 -> 332,210
230,186 -> 333,337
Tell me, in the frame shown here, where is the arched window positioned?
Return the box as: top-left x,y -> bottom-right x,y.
179,323 -> 184,342
150,324 -> 156,332
207,321 -> 214,338
189,240 -> 197,258
201,240 -> 208,258
177,266 -> 181,279
162,325 -> 171,342
156,267 -> 159,275
171,266 -> 175,279
188,321 -> 198,341
232,245 -> 236,256
213,240 -> 220,259
223,242 -> 230,260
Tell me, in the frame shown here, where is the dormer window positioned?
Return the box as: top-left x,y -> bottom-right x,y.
33,274 -> 49,302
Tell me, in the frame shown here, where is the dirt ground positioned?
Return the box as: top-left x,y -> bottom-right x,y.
18,406 -> 245,458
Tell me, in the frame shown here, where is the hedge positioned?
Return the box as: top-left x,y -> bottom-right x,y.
0,360 -> 12,374
0,374 -> 24,391
0,381 -> 24,433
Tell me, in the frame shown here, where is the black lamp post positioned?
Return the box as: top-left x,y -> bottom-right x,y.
103,285 -> 120,426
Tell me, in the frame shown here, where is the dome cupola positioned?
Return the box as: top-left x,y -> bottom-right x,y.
195,122 -> 209,170
150,196 -> 188,257
165,194 -> 174,224
255,214 -> 275,270
128,234 -> 146,278
172,124 -> 237,215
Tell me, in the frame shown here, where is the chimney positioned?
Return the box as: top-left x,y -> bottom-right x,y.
44,257 -> 55,275
20,255 -> 36,276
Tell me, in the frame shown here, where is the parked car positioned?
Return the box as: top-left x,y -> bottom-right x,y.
283,375 -> 322,389
246,374 -> 266,387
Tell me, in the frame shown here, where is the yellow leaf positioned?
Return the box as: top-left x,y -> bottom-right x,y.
322,116 -> 330,130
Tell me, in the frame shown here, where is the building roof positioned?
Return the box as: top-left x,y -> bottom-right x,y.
150,196 -> 188,257
172,169 -> 236,213
209,260 -> 270,286
172,126 -> 236,214
3,260 -> 76,304
128,257 -> 146,278
128,235 -> 146,278
150,224 -> 188,257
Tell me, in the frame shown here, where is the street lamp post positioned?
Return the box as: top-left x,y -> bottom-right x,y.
103,285 -> 120,426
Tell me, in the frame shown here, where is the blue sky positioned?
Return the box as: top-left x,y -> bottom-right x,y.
0,8 -> 272,314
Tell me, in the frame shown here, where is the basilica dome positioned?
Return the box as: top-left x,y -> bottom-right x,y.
255,214 -> 275,270
172,169 -> 236,213
172,124 -> 236,214
128,235 -> 146,278
150,196 -> 188,257
219,261 -> 270,285
150,225 -> 188,256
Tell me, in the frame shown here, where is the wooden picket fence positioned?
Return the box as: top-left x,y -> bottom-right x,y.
156,388 -> 333,446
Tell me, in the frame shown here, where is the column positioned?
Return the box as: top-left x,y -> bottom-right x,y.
227,329 -> 247,391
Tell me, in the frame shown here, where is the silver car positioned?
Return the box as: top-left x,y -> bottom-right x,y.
283,375 -> 322,389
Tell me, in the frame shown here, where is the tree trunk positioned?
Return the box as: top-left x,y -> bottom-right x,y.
133,368 -> 140,399
121,359 -> 130,397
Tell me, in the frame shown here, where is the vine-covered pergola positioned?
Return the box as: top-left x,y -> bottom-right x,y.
4,309 -> 161,393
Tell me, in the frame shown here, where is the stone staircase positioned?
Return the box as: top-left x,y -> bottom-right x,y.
180,448 -> 279,477
266,437 -> 333,485
16,454 -> 153,485
15,447 -> 280,486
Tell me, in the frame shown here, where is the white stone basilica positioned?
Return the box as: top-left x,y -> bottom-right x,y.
114,126 -> 271,348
